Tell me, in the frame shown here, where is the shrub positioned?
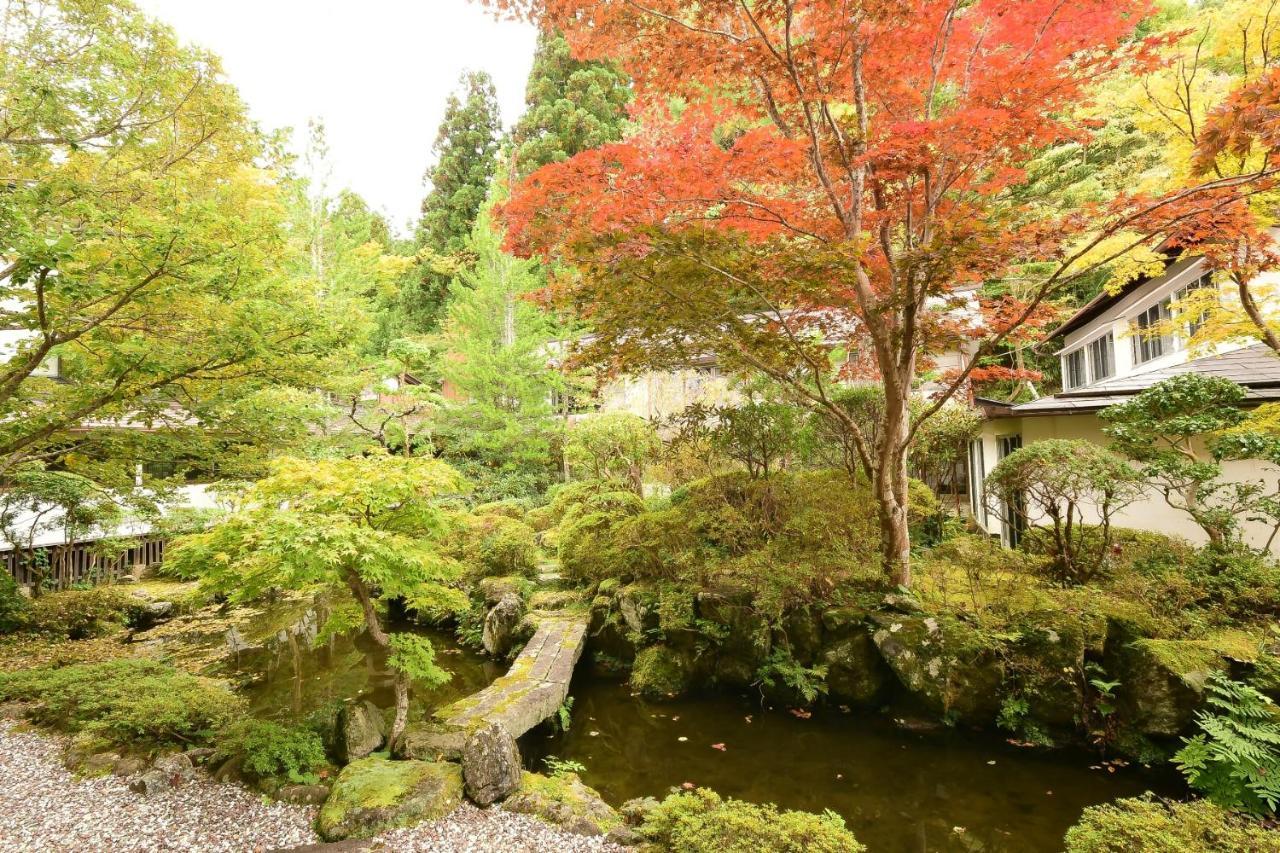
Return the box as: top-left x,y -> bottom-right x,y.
639,787 -> 865,853
556,468 -> 904,602
463,514 -> 539,577
986,439 -> 1144,584
472,499 -> 529,520
564,413 -> 661,494
0,658 -> 244,748
1064,795 -> 1280,852
1184,549 -> 1280,622
27,586 -> 136,639
1174,675 -> 1280,816
0,572 -> 28,633
214,718 -> 327,784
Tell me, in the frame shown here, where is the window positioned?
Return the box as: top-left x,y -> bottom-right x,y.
1088,333 -> 1114,382
1063,348 -> 1087,389
968,438 -> 986,524
1132,298 -> 1172,364
1177,273 -> 1214,338
996,434 -> 1025,547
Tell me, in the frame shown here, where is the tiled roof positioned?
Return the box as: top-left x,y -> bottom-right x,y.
1003,343 -> 1280,416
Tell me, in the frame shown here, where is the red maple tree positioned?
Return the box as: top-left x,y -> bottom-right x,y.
483,0 -> 1279,586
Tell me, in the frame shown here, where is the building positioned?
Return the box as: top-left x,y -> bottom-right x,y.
968,256 -> 1280,552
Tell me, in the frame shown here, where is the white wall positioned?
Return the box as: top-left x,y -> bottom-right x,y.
973,413 -> 1280,554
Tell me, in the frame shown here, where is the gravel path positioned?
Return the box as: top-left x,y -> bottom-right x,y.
0,722 -> 628,853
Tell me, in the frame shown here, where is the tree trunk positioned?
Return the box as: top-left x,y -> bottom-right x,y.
392,673 -> 411,750
877,392 -> 913,588
345,571 -> 410,747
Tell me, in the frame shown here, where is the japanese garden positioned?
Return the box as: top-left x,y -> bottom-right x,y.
3,0 -> 1280,850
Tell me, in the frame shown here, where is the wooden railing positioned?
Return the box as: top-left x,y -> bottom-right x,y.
3,537 -> 165,591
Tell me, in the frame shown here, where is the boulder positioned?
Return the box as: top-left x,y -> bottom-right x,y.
335,700 -> 387,764
775,608 -> 823,666
478,576 -> 528,608
483,593 -> 525,658
618,585 -> 660,636
130,752 -> 196,795
1011,621 -> 1086,731
618,796 -> 660,827
128,599 -> 175,630
317,757 -> 463,841
698,588 -> 771,688
460,722 -> 522,806
396,722 -> 466,762
277,783 -> 332,805
587,598 -> 636,665
870,614 -> 1004,725
821,631 -> 891,706
502,771 -> 623,837
1107,636 -> 1232,737
629,645 -> 699,699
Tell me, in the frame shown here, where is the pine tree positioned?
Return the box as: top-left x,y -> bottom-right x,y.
431,207 -> 564,500
510,29 -> 631,180
418,70 -> 502,254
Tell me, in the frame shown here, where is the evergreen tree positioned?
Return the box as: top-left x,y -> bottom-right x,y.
418,71 -> 502,254
398,71 -> 502,334
511,30 -> 631,180
431,207 -> 565,500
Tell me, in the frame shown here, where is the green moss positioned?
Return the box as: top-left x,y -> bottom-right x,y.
1134,631 -> 1260,683
0,658 -> 242,749
504,771 -> 622,834
639,787 -> 864,853
317,757 -> 463,841
630,645 -> 696,698
1064,795 -> 1280,852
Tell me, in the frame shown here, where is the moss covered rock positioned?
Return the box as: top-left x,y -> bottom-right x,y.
1106,631 -> 1246,737
1010,620 -> 1086,731
317,757 -> 463,841
502,771 -> 623,837
698,587 -> 771,689
630,645 -> 699,699
870,614 -> 1004,724
821,632 -> 890,706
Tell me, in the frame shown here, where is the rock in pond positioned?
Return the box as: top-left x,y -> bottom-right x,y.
870,613 -> 1004,725
629,644 -> 699,699
335,700 -> 387,764
461,721 -> 522,806
483,593 -> 525,658
822,631 -> 891,706
317,757 -> 463,841
1107,635 -> 1234,737
501,771 -> 623,837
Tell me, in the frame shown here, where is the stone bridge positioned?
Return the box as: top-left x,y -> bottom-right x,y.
398,615 -> 588,761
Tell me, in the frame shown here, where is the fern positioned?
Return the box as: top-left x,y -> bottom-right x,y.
1174,674 -> 1280,816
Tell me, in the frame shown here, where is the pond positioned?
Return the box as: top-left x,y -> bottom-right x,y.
214,612 -> 1180,852
522,676 -> 1181,853
237,623 -> 502,725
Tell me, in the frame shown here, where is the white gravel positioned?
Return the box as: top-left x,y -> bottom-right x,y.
0,722 -> 628,853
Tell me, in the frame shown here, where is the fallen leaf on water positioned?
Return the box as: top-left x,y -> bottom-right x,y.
711,743 -> 726,751
789,708 -> 812,720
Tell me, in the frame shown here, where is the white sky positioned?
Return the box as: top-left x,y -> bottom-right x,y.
133,0 -> 538,235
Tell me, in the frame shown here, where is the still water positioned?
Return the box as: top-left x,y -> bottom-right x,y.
233,624 -> 1177,852
523,677 -> 1179,853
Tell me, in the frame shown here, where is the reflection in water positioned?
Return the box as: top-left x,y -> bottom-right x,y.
239,623 -> 502,725
230,623 -> 1181,853
522,677 -> 1181,853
